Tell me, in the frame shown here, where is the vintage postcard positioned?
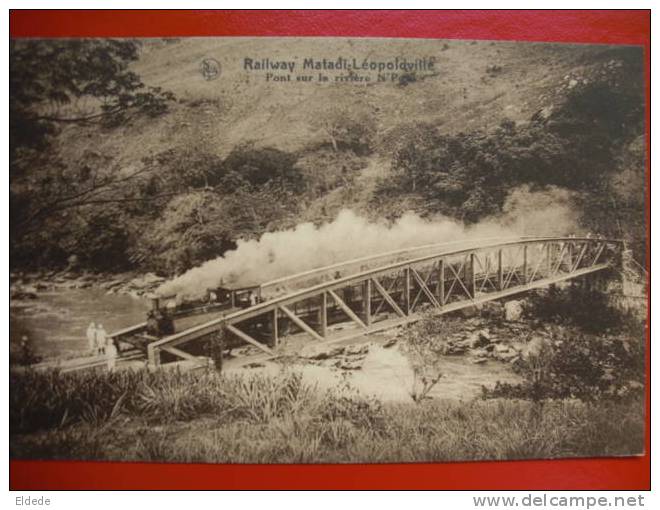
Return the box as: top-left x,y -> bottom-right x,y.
10,36 -> 647,465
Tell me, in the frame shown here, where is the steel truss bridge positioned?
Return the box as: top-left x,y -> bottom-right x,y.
111,237 -> 624,367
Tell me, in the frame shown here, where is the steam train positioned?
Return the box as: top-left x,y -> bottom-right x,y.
114,283 -> 265,354
115,276 -> 369,358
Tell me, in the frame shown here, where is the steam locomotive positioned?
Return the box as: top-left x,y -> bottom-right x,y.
114,283 -> 264,354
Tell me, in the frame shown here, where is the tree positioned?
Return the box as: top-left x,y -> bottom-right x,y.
141,146 -> 226,191
390,123 -> 440,193
10,39 -> 175,268
132,191 -> 238,275
399,312 -> 457,402
221,143 -> 301,190
311,106 -> 377,154
133,185 -> 300,275
10,39 -> 175,215
10,39 -> 174,153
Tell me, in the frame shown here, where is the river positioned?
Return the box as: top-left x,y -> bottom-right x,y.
10,286 -> 522,402
10,288 -> 150,358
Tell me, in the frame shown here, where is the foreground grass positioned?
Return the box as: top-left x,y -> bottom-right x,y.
10,368 -> 644,463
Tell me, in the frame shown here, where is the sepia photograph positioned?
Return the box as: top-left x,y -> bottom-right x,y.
9,35 -> 647,466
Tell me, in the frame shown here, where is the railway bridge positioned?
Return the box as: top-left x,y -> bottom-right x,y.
108,236 -> 627,368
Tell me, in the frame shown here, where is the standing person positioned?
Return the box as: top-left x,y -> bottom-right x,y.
105,338 -> 118,372
19,335 -> 36,365
20,335 -> 29,356
86,322 -> 97,353
96,324 -> 108,356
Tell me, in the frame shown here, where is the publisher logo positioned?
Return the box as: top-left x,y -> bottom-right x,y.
200,58 -> 221,81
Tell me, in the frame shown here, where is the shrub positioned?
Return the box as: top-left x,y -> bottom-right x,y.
10,338 -> 42,366
222,371 -> 317,423
221,143 -> 301,190
294,147 -> 366,196
320,390 -> 387,433
524,284 -> 642,335
398,313 -> 465,402
310,106 -> 377,155
10,367 -> 645,462
483,330 -> 645,402
11,369 -> 141,433
9,368 -> 321,434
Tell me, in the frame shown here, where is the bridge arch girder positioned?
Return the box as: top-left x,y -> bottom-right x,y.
146,237 -> 623,366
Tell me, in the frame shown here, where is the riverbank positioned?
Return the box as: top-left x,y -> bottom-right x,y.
10,269 -> 166,301
9,275 -> 153,360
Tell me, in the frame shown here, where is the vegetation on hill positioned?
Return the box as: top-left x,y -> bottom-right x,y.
376,49 -> 644,240
10,39 -> 176,271
10,40 -> 646,276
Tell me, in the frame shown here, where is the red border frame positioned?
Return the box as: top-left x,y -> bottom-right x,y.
9,9 -> 651,490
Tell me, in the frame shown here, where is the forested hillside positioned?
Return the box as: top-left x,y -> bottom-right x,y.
10,38 -> 646,276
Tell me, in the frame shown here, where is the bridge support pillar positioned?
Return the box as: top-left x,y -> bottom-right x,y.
270,309 -> 279,347
437,259 -> 445,305
147,345 -> 160,368
213,328 -> 225,372
363,279 -> 372,326
404,267 -> 411,315
320,292 -> 328,338
469,253 -> 476,298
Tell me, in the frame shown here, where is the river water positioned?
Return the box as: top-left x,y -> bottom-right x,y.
10,288 -> 150,358
228,341 -> 522,402
10,287 -> 522,402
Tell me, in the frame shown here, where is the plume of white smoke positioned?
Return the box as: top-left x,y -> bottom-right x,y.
496,184 -> 577,235
156,185 -> 579,299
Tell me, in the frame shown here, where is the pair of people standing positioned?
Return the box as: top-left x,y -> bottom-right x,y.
86,322 -> 117,371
